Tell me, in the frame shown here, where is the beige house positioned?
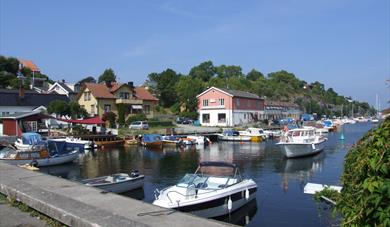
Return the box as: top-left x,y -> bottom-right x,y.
77,82 -> 158,119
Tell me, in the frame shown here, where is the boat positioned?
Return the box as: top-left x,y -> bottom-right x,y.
81,171 -> 144,193
186,135 -> 210,145
0,141 -> 79,167
162,135 -> 180,146
238,128 -> 267,142
153,161 -> 257,218
14,132 -> 46,151
50,137 -> 98,152
124,135 -> 139,145
142,134 -> 163,148
217,130 -> 251,142
276,127 -> 327,158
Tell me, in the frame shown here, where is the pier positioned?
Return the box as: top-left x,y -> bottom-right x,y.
0,163 -> 231,227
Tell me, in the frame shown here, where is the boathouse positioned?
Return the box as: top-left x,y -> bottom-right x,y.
0,111 -> 48,136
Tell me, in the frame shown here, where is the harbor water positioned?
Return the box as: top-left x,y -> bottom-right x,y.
40,123 -> 372,226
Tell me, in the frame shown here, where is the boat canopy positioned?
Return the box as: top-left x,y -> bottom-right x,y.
58,116 -> 105,125
21,132 -> 43,145
223,129 -> 239,136
143,134 -> 162,142
199,161 -> 236,169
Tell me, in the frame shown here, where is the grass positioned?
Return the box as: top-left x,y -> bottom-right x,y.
0,193 -> 67,227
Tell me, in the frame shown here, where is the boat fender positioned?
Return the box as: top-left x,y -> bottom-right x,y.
312,144 -> 316,150
227,197 -> 232,211
30,159 -> 38,167
245,189 -> 250,200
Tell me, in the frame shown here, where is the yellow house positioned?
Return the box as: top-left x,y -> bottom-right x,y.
77,82 -> 158,119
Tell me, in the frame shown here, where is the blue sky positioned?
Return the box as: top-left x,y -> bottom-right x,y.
1,0 -> 389,107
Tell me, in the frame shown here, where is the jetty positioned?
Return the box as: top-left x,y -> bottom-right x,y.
0,163 -> 231,227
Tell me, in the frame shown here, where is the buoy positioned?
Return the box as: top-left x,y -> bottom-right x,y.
227,197 -> 232,211
245,189 -> 250,200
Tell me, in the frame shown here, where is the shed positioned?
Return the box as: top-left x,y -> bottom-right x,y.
1,111 -> 49,136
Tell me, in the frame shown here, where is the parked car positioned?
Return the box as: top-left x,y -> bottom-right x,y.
129,121 -> 149,130
176,117 -> 193,125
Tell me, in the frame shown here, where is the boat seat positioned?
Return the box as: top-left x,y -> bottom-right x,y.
196,182 -> 208,189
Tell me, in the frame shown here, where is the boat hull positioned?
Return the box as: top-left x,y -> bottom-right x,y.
277,140 -> 326,158
217,135 -> 251,142
83,176 -> 144,193
0,151 -> 79,167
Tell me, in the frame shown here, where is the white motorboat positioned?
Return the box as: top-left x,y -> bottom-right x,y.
14,132 -> 46,151
218,130 -> 251,142
276,127 -> 327,158
81,171 -> 144,193
238,128 -> 267,142
153,161 -> 257,218
186,135 -> 210,145
50,137 -> 97,151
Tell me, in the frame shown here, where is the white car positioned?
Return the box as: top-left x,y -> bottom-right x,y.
129,121 -> 149,130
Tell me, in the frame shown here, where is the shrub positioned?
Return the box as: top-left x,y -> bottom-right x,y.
126,113 -> 147,125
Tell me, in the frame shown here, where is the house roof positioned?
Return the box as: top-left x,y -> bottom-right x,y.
197,86 -> 261,99
0,89 -> 69,107
49,82 -> 76,94
134,87 -> 158,101
18,59 -> 40,72
0,111 -> 44,120
83,83 -> 115,99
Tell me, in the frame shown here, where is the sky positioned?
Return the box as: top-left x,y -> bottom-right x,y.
1,0 -> 389,108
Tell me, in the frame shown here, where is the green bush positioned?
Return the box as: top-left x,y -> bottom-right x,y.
337,117 -> 390,226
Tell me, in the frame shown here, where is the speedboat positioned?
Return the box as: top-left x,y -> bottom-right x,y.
153,161 -> 257,218
186,135 -> 210,146
81,171 -> 144,193
276,127 -> 327,158
50,137 -> 97,152
218,130 -> 251,142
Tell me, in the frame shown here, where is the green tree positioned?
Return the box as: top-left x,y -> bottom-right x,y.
215,65 -> 243,78
98,68 -> 116,83
117,104 -> 126,127
246,69 -> 264,81
0,56 -> 19,74
47,100 -> 70,117
102,111 -> 117,128
189,61 -> 216,82
147,69 -> 181,107
77,76 -> 96,84
68,101 -> 88,119
175,76 -> 205,114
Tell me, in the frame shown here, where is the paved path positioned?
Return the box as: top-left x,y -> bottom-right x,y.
0,202 -> 47,227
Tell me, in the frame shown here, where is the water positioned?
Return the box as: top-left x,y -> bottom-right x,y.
40,123 -> 372,226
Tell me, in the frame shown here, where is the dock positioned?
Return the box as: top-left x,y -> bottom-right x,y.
0,163 -> 232,227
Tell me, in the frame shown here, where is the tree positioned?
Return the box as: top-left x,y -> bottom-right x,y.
189,61 -> 216,82
102,111 -> 117,128
117,104 -> 126,127
175,76 -> 205,114
47,100 -> 70,117
246,69 -> 264,81
77,76 -> 96,84
215,65 -> 243,78
68,101 -> 88,119
0,56 -> 19,75
147,69 -> 181,107
98,68 -> 116,83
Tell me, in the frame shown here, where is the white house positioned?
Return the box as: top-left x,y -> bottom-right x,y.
47,80 -> 77,100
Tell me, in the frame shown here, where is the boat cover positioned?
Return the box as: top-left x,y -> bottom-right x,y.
143,134 -> 162,142
21,132 -> 43,145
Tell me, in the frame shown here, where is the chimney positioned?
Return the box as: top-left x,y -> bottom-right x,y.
127,81 -> 134,88
18,76 -> 25,99
105,80 -> 112,88
62,79 -> 65,83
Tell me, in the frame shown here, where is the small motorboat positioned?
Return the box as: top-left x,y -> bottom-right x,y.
0,142 -> 79,167
81,171 -> 144,193
124,135 -> 139,146
217,129 -> 251,142
153,161 -> 257,218
14,132 -> 46,151
142,134 -> 163,148
276,127 -> 327,158
238,128 -> 267,142
186,135 -> 210,146
50,137 -> 98,152
162,135 -> 180,146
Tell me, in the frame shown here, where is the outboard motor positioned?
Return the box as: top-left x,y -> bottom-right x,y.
130,170 -> 140,177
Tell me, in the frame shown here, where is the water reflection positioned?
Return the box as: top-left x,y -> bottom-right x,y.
275,152 -> 326,192
215,199 -> 258,226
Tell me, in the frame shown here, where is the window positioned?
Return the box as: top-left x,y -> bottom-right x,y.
23,121 -> 37,132
144,105 -> 150,114
236,98 -> 240,107
219,98 -> 225,106
202,114 -> 210,123
1,112 -> 9,117
91,105 -> 95,115
119,92 -> 130,99
218,113 -> 226,123
203,99 -> 209,106
84,91 -> 91,101
104,104 -> 111,113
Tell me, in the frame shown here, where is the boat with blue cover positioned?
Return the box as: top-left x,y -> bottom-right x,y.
142,134 -> 163,148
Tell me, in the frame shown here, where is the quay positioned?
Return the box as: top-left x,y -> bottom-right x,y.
0,163 -> 231,227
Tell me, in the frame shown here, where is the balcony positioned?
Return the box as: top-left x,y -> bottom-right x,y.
115,98 -> 143,105
201,105 -> 225,110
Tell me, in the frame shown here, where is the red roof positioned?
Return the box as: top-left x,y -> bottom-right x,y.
58,116 -> 105,124
84,83 -> 115,99
19,59 -> 40,72
135,87 -> 158,101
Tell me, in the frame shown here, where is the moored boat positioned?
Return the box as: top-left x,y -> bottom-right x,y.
153,161 -> 257,218
142,134 -> 163,148
238,128 -> 267,142
81,171 -> 144,193
218,130 -> 251,142
276,127 -> 327,158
